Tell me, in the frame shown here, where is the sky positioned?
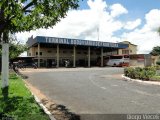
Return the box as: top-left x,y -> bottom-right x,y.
16,0 -> 160,55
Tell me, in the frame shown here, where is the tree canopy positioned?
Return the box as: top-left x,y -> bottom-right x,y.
150,46 -> 160,56
0,0 -> 80,36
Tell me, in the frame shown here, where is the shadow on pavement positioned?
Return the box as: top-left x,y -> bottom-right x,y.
41,99 -> 80,120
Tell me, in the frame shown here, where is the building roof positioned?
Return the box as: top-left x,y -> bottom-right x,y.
120,41 -> 137,46
27,36 -> 129,49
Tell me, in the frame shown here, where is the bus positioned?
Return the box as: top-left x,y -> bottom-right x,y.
106,55 -> 130,67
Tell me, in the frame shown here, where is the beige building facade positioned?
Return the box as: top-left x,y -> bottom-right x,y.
27,36 -> 129,68
118,41 -> 137,55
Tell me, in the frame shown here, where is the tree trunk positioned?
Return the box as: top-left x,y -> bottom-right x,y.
1,31 -> 9,100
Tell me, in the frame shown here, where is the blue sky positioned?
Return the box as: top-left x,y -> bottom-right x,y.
79,0 -> 160,21
79,0 -> 160,14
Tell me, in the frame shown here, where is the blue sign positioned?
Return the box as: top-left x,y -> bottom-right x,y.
27,36 -> 128,49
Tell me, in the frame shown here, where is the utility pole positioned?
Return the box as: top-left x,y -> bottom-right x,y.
97,26 -> 99,41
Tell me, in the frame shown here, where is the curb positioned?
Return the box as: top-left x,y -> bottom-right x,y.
122,74 -> 160,86
23,79 -> 56,120
33,94 -> 56,120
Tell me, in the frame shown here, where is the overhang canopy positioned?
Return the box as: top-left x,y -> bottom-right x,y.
27,36 -> 128,49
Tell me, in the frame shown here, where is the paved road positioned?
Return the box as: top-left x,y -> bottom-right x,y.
23,68 -> 160,119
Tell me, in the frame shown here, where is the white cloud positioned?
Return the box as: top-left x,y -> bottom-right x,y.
16,31 -> 36,44
122,29 -> 160,54
16,0 -> 126,43
144,9 -> 160,31
87,0 -> 107,12
122,9 -> 160,54
124,19 -> 141,30
109,3 -> 128,17
16,0 -> 160,54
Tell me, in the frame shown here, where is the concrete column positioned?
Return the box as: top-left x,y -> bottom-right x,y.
101,47 -> 103,67
56,44 -> 59,68
30,48 -> 32,56
88,47 -> 91,67
73,45 -> 76,67
33,47 -> 35,56
38,43 -> 40,68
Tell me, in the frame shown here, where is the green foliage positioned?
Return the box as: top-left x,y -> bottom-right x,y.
150,76 -> 160,81
134,67 -> 143,79
156,60 -> 160,65
0,73 -> 49,120
142,67 -> 156,80
0,0 -> 80,34
150,46 -> 160,56
0,35 -> 27,59
9,43 -> 27,59
124,66 -> 156,81
124,67 -> 136,79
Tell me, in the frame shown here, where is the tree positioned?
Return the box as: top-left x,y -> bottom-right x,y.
150,46 -> 160,56
0,0 -> 80,99
9,35 -> 27,59
0,35 -> 27,59
9,43 -> 27,59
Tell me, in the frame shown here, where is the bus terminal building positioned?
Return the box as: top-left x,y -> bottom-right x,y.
27,36 -> 129,68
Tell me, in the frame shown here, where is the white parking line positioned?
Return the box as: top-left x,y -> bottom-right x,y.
101,87 -> 106,89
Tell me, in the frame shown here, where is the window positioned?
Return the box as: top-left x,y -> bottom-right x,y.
36,52 -> 42,55
122,50 -> 129,54
40,59 -> 43,62
110,56 -> 123,59
29,53 -> 31,56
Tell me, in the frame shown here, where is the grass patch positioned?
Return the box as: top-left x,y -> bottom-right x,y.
0,73 -> 50,120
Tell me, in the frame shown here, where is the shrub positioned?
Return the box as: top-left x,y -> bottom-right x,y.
154,65 -> 160,70
134,67 -> 143,79
156,60 -> 160,65
124,66 -> 156,81
124,67 -> 136,79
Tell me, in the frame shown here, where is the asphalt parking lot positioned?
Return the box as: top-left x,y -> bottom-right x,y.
22,67 -> 160,119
